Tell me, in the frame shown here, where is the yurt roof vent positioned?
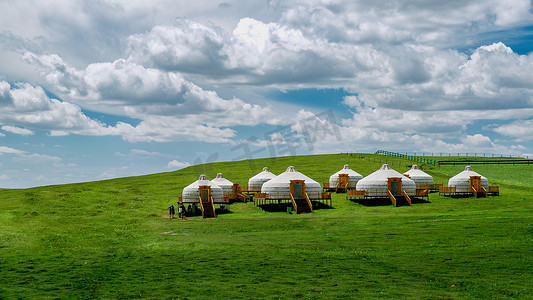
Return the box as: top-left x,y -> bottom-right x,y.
286,166 -> 297,172
380,164 -> 392,170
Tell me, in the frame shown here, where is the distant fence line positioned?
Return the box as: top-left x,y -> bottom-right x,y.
342,150 -> 533,166
374,150 -> 441,166
342,151 -> 531,160
438,160 -> 533,166
392,152 -> 529,159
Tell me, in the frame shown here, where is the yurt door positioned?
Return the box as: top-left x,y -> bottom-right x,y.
470,176 -> 481,192
199,186 -> 211,203
290,180 -> 305,199
338,173 -> 349,187
388,178 -> 402,197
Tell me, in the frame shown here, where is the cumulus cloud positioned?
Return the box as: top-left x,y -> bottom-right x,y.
126,19 -> 227,73
0,81 -> 111,134
8,0 -> 533,153
24,52 -> 277,120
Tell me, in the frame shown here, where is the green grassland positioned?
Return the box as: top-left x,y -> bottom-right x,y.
1,153 -> 532,299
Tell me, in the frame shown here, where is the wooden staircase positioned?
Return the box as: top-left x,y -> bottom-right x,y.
230,183 -> 251,202
290,192 -> 313,214
199,196 -> 216,218
387,190 -> 412,207
198,185 -> 216,218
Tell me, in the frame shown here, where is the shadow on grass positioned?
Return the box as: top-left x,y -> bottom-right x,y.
215,207 -> 233,215
350,197 -> 431,207
257,201 -> 333,213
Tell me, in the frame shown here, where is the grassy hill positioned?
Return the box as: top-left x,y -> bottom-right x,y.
1,153 -> 532,299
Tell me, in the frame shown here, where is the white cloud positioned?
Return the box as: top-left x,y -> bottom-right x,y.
0,146 -> 25,155
493,119 -> 533,141
12,153 -> 62,164
0,81 -> 112,134
167,160 -> 191,169
4,0 -> 533,156
1,125 -> 34,136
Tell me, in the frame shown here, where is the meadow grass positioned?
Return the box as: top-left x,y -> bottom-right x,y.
0,153 -> 532,299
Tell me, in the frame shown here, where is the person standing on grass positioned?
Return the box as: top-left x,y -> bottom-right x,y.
178,205 -> 183,219
168,205 -> 175,218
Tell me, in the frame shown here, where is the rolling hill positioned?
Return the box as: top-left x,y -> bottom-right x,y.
1,153 -> 532,299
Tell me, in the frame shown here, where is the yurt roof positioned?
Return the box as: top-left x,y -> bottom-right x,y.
361,164 -> 412,182
249,167 -> 276,181
183,174 -> 221,190
263,166 -> 320,186
449,166 -> 487,181
404,165 -> 433,179
261,166 -> 322,199
182,174 -> 224,202
330,164 -> 363,178
211,173 -> 233,187
356,164 -> 416,196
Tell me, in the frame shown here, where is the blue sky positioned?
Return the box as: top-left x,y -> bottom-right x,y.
1,0 -> 533,188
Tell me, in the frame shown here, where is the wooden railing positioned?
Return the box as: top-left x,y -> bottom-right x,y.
439,186 -> 456,195
415,189 -> 429,198
305,193 -> 313,213
254,193 -> 269,200
471,186 -> 478,198
488,186 -> 499,195
290,193 -> 298,214
388,190 -> 397,207
481,186 -> 488,197
210,197 -> 216,216
347,190 -> 367,198
418,183 -> 443,191
403,190 -> 412,205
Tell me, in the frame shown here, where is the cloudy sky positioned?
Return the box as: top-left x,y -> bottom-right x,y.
1,0 -> 533,188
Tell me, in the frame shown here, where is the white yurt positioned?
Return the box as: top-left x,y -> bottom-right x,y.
261,166 -> 322,199
211,173 -> 233,197
403,165 -> 434,189
182,174 -> 224,203
248,167 -> 276,192
448,166 -> 489,193
356,164 -> 416,196
329,164 -> 363,188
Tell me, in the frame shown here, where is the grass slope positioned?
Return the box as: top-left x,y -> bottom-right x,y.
1,153 -> 532,299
